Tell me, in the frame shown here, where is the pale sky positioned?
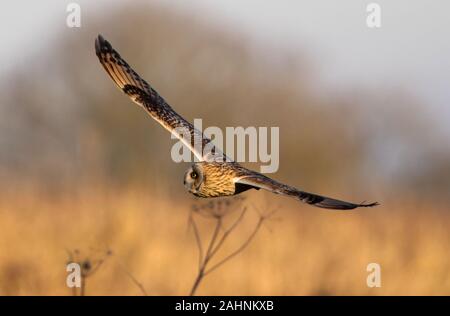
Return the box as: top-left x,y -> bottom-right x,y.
1,0 -> 449,134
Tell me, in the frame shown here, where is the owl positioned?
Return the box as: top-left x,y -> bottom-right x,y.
95,35 -> 378,210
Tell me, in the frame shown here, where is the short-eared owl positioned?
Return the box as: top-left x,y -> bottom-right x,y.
95,35 -> 378,210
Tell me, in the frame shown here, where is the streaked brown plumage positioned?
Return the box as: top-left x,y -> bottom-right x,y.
95,35 -> 379,210
184,162 -> 249,198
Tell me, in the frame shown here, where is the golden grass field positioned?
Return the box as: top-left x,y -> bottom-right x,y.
1,183 -> 448,296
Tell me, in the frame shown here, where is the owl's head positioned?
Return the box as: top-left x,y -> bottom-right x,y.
184,164 -> 204,194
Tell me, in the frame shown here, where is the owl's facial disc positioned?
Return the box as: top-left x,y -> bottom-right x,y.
184,164 -> 203,193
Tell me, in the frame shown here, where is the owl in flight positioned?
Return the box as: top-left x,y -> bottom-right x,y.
95,35 -> 378,210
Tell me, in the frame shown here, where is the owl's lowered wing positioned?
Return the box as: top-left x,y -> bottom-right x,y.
95,35 -> 226,162
236,173 -> 379,210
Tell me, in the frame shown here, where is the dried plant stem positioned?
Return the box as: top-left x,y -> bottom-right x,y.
66,249 -> 111,296
122,269 -> 148,296
205,216 -> 263,275
189,217 -> 222,296
114,258 -> 149,296
189,206 -> 268,296
80,278 -> 86,296
188,215 -> 204,270
208,208 -> 247,259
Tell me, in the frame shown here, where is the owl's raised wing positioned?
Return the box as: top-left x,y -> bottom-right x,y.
235,173 -> 379,210
95,35 -> 226,162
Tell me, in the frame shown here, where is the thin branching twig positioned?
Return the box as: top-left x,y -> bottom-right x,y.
66,247 -> 149,296
188,214 -> 204,270
113,255 -> 148,296
188,199 -> 275,296
205,216 -> 264,275
66,248 -> 112,296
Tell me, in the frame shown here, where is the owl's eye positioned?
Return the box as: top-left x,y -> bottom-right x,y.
190,171 -> 198,179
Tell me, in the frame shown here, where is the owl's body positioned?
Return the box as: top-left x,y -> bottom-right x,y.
189,162 -> 241,198
185,162 -> 254,198
95,35 -> 378,211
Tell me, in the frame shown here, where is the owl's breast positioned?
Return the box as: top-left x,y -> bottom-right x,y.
197,177 -> 236,198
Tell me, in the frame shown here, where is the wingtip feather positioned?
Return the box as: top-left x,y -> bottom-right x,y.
358,201 -> 380,208
95,34 -> 112,56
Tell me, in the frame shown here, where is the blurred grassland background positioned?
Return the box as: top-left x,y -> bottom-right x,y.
0,2 -> 449,295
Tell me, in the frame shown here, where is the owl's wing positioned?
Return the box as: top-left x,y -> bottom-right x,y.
235,173 -> 378,210
95,35 -> 226,162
